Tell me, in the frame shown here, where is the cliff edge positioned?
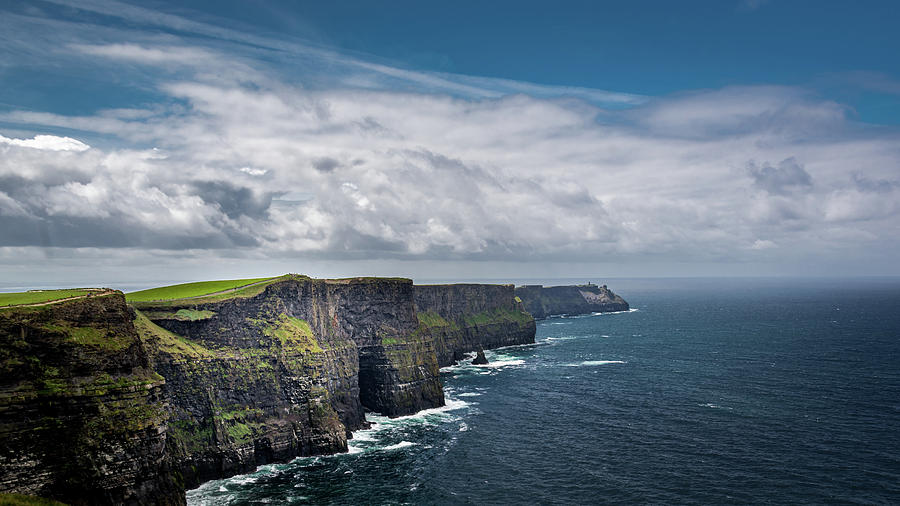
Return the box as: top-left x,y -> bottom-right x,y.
414,284 -> 535,367
515,283 -> 629,319
0,275 -> 535,504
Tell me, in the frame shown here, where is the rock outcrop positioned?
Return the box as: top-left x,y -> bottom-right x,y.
0,276 -> 534,504
515,283 -> 629,319
414,284 -> 536,367
0,293 -> 183,505
133,275 -> 443,490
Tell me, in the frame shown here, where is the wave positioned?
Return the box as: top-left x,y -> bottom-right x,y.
475,359 -> 525,368
699,403 -> 733,410
591,308 -> 640,316
563,360 -> 626,367
381,441 -> 417,451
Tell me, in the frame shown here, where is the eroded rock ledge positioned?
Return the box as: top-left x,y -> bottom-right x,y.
0,275 -> 536,505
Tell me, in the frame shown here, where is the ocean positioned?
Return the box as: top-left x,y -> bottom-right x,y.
187,278 -> 900,505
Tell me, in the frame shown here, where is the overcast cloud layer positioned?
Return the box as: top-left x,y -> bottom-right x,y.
1,1 -> 899,283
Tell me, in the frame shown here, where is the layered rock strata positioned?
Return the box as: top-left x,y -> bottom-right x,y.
0,293 -> 183,505
514,283 -> 629,319
134,275 -> 444,489
414,284 -> 536,367
0,276 -> 536,504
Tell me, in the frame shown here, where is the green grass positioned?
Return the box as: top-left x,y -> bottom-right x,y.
141,309 -> 216,321
261,314 -> 323,353
417,311 -> 460,331
38,322 -> 133,352
0,289 -> 93,307
125,277 -> 275,302
463,307 -> 534,327
0,494 -> 68,506
132,310 -> 216,358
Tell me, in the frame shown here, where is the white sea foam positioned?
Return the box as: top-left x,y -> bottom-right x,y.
477,359 -> 525,368
227,474 -> 258,485
458,422 -> 469,432
591,308 -> 639,316
699,403 -> 733,410
544,335 -> 580,342
457,392 -> 481,397
564,360 -> 626,366
381,441 -> 417,451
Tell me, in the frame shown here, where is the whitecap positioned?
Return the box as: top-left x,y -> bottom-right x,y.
563,360 -> 626,366
699,403 -> 733,410
457,392 -> 481,397
458,422 -> 468,432
476,359 -> 525,368
581,360 -> 625,366
381,441 -> 417,451
591,308 -> 639,316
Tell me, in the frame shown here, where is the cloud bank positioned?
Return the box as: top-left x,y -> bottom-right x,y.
1,1 -> 899,280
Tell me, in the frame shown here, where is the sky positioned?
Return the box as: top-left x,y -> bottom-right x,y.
1,0 -> 899,286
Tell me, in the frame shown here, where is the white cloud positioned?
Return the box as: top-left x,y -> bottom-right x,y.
2,3 -> 900,277
0,134 -> 90,151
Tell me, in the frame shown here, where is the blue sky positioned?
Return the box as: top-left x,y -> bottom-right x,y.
1,0 -> 899,284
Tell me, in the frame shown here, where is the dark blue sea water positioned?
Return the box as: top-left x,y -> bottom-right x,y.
188,278 -> 900,505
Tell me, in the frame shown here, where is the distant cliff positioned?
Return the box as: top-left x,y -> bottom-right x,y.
414,284 -> 535,366
515,283 -> 629,319
0,276 -> 534,504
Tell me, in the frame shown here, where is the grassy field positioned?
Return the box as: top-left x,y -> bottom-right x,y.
125,277 -> 275,302
0,289 -> 93,307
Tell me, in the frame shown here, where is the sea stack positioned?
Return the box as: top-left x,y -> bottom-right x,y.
472,348 -> 489,365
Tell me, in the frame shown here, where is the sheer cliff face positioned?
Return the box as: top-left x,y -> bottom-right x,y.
325,279 -> 444,417
0,294 -> 183,506
0,277 -> 531,504
514,284 -> 629,319
414,284 -> 536,367
135,276 -> 444,489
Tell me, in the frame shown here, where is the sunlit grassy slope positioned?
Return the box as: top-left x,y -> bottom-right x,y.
125,277 -> 275,302
0,289 -> 93,307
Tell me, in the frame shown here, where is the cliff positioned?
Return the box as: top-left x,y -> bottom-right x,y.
132,275 -> 443,490
0,276 -> 533,504
515,283 -> 629,319
414,284 -> 535,367
0,293 -> 182,505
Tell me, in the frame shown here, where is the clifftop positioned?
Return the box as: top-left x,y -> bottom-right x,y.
515,283 -> 629,319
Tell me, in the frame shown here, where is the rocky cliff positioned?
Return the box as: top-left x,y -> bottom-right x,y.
414,284 -> 536,367
133,275 -> 443,490
0,276 -> 533,504
515,283 -> 629,319
0,293 -> 183,505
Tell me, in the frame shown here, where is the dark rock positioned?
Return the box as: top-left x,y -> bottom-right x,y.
0,293 -> 184,505
414,284 -> 536,367
0,276 -> 538,504
515,283 -> 629,319
137,275 -> 445,490
472,348 -> 489,365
